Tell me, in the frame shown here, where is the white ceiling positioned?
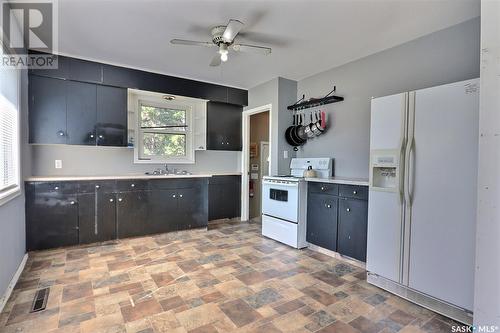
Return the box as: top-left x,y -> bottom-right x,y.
57,0 -> 479,89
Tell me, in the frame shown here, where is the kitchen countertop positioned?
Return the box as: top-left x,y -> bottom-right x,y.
305,176 -> 369,186
25,172 -> 242,182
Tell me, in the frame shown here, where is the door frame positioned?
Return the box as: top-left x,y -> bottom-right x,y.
241,104 -> 272,221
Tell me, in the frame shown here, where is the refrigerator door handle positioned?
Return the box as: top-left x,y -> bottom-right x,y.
406,137 -> 415,205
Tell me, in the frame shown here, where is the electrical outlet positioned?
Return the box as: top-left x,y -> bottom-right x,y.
283,150 -> 289,159
55,160 -> 62,169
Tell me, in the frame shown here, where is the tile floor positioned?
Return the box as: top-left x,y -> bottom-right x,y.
0,220 -> 459,333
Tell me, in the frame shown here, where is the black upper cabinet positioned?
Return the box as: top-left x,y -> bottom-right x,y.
206,102 -> 242,151
66,81 -> 97,145
96,85 -> 127,146
29,54 -> 69,79
68,58 -> 102,83
29,76 -> 67,144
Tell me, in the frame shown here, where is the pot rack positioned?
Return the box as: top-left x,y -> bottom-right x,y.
287,86 -> 344,111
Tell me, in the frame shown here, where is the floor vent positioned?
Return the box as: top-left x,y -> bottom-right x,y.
30,288 -> 49,313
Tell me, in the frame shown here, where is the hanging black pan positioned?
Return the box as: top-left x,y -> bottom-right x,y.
285,113 -> 299,146
291,113 -> 307,145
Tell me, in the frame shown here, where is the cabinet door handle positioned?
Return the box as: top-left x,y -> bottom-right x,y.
70,201 -> 76,205
321,186 -> 326,191
131,184 -> 135,188
118,198 -> 123,202
74,226 -> 80,230
98,135 -> 104,139
54,186 -> 59,190
179,194 -> 183,198
353,190 -> 357,195
325,204 -> 331,208
346,208 -> 351,212
90,134 -> 95,139
348,235 -> 351,240
109,198 -> 114,202
172,194 -> 176,198
57,131 -> 65,137
95,185 -> 100,189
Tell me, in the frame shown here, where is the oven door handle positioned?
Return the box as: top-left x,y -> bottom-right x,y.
262,181 -> 298,187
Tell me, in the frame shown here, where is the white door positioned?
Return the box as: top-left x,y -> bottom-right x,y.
367,93 -> 407,282
408,79 -> 479,310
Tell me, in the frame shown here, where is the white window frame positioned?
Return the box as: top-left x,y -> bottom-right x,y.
0,44 -> 21,206
135,98 -> 194,164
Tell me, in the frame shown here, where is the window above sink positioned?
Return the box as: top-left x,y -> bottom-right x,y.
128,89 -> 207,164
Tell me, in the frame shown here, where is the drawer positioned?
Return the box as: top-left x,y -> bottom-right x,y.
209,175 -> 240,185
35,181 -> 78,194
116,179 -> 149,191
78,180 -> 117,193
150,178 -> 205,190
308,182 -> 338,196
338,184 -> 368,200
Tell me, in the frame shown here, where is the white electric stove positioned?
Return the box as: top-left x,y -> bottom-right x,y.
261,158 -> 333,248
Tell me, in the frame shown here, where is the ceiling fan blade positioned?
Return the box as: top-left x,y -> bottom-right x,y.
232,43 -> 271,55
209,53 -> 221,67
222,19 -> 243,43
170,39 -> 214,47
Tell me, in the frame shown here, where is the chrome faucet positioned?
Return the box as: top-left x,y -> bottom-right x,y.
165,164 -> 170,174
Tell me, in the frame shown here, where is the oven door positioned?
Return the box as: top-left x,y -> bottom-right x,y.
262,180 -> 299,222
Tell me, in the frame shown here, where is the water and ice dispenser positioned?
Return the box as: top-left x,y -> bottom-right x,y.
369,150 -> 399,191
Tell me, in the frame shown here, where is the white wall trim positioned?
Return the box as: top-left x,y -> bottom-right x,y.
0,253 -> 28,313
241,104 -> 272,221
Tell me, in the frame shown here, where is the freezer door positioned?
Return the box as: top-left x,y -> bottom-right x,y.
367,93 -> 407,282
408,79 -> 479,311
367,190 -> 404,281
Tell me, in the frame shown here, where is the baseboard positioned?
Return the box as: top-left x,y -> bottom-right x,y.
307,243 -> 366,270
0,253 -> 28,313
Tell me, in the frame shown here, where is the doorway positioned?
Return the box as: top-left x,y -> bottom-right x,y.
241,104 -> 272,222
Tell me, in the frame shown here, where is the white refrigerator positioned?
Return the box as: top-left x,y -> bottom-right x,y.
366,78 -> 479,324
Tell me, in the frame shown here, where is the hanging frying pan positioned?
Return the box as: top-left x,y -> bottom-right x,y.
285,113 -> 297,146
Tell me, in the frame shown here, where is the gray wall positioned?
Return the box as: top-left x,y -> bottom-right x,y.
30,146 -> 241,176
246,77 -> 297,175
0,69 -> 28,300
296,17 -> 480,178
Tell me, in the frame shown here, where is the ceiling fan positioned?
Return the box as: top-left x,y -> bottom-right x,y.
170,19 -> 272,67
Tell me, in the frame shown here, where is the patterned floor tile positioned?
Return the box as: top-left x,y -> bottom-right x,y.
0,220 -> 458,333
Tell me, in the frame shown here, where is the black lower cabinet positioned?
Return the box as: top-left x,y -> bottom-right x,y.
208,176 -> 241,220
26,191 -> 79,251
306,193 -> 338,251
116,190 -> 150,238
306,182 -> 368,262
26,178 -> 209,251
337,198 -> 368,262
149,189 -> 177,234
178,186 -> 208,230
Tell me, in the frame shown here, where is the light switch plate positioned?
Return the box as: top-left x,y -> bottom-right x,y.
283,150 -> 289,159
55,160 -> 62,169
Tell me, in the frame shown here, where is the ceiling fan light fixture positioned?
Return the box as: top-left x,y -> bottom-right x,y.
219,44 -> 229,62
220,52 -> 228,62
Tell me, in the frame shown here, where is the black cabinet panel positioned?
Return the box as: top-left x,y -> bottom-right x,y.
116,191 -> 150,238
178,186 -> 207,230
78,192 -> 117,244
227,88 -> 248,106
306,193 -> 338,251
29,76 -> 67,144
149,189 -> 177,234
67,81 -> 97,145
96,85 -> 127,146
206,102 -> 242,151
208,176 -> 241,220
69,58 -> 102,83
338,185 -> 368,201
338,198 -> 368,262
26,192 -> 79,251
77,193 -> 96,244
308,182 -> 338,196
29,54 -> 69,79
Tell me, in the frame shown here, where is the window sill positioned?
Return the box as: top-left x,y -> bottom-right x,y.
0,186 -> 21,207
